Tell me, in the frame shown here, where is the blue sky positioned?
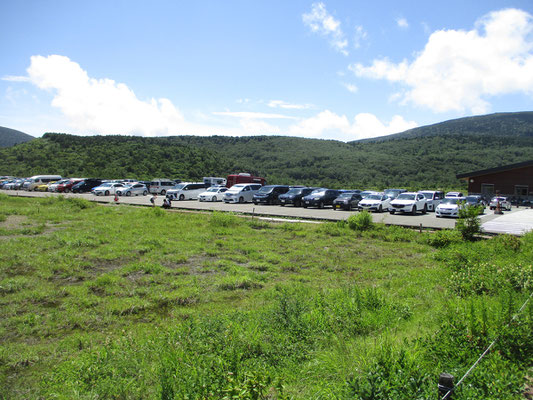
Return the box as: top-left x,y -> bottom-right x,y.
1,0 -> 533,141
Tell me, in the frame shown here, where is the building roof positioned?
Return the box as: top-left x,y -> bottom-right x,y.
456,160 -> 533,179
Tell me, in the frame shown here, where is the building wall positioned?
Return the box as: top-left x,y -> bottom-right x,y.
467,165 -> 533,197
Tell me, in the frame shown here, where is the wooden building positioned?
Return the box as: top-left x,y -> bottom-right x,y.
456,160 -> 533,198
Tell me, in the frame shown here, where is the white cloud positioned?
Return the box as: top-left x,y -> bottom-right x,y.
267,100 -> 312,110
343,83 -> 358,93
353,25 -> 367,49
288,110 -> 417,141
212,111 -> 297,120
351,8 -> 533,114
303,2 -> 348,55
396,17 -> 409,29
2,75 -> 30,82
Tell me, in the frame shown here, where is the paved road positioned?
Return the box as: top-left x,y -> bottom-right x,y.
6,189 -> 528,233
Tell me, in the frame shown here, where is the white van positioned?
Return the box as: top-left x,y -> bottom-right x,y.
165,182 -> 207,200
149,179 -> 177,195
27,175 -> 62,191
418,190 -> 445,211
224,183 -> 262,203
203,177 -> 227,187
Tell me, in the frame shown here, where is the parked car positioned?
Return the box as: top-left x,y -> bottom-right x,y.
57,179 -> 84,193
149,179 -> 177,195
48,179 -> 71,192
91,182 -> 126,196
71,179 -> 103,193
224,183 -> 262,203
489,196 -> 512,211
166,182 -> 208,200
333,192 -> 363,211
360,190 -> 378,199
389,192 -> 428,215
252,185 -> 290,205
198,186 -> 228,202
465,195 -> 486,214
418,190 -> 445,212
384,188 -> 407,200
445,191 -> 465,198
435,197 -> 466,218
203,177 -> 227,187
358,193 -> 391,213
302,189 -> 341,209
35,181 -> 58,192
116,183 -> 148,197
26,175 -> 62,191
279,187 -> 317,207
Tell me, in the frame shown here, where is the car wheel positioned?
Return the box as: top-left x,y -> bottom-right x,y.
212,196 -> 217,202
280,203 -> 285,207
319,201 -> 324,209
105,190 -> 110,196
179,194 -> 185,201
378,205 -> 382,213
126,191 -> 131,196
347,204 -> 352,211
303,204 -> 308,208
143,190 -> 148,196
239,196 -> 244,203
161,190 -> 166,195
295,200 -> 301,207
64,188 -> 70,193
411,206 -> 417,215
390,210 -> 395,214
422,204 -> 427,214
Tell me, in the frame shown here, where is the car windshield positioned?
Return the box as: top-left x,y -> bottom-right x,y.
442,198 -> 460,205
420,192 -> 434,198
384,189 -> 403,196
492,197 -> 505,201
173,184 -> 186,190
396,194 -> 416,200
206,187 -> 219,192
338,193 -> 353,198
99,183 -> 112,187
286,188 -> 303,195
466,196 -> 479,202
312,191 -> 326,196
367,194 -> 383,200
258,186 -> 274,194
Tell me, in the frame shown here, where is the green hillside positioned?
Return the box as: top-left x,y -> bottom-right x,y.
1,112 -> 532,190
0,126 -> 34,147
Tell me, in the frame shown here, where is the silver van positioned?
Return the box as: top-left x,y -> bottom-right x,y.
27,175 -> 62,191
418,190 -> 445,211
149,179 -> 177,195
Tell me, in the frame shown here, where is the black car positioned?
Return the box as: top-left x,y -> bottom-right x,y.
302,189 -> 341,208
252,185 -> 290,205
333,192 -> 363,211
71,179 -> 103,193
279,187 -> 317,207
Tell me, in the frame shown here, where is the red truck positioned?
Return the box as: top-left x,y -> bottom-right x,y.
226,173 -> 266,188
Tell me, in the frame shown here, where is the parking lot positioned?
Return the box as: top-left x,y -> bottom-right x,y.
5,189 -> 532,234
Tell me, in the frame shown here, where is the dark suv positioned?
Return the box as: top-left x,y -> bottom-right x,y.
333,192 -> 363,211
302,189 -> 341,209
252,185 -> 290,205
71,179 -> 103,193
279,187 -> 316,207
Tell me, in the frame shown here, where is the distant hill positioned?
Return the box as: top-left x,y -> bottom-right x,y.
0,126 -> 34,147
357,112 -> 533,143
0,112 -> 532,190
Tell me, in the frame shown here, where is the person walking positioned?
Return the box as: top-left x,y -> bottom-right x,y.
150,193 -> 157,207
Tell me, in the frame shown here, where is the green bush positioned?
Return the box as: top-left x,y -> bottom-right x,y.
347,211 -> 374,231
210,211 -> 239,227
456,204 -> 482,241
427,229 -> 463,248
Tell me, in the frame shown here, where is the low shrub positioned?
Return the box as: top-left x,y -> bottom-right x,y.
210,211 -> 239,228
347,211 -> 374,231
427,229 -> 463,248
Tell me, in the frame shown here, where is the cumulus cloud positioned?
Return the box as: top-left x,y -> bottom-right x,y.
343,83 -> 358,93
23,55 -> 192,136
288,110 -> 417,141
353,25 -> 368,49
303,2 -> 348,55
212,111 -> 297,120
351,8 -> 533,114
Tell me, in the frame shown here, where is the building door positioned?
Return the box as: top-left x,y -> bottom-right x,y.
481,184 -> 494,196
514,185 -> 528,198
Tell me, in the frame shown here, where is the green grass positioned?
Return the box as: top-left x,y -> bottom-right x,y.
0,195 -> 531,399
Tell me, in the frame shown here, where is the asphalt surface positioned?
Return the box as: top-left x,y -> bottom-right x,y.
5,189 -> 533,234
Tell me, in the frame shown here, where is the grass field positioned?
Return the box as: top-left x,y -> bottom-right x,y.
0,194 -> 531,399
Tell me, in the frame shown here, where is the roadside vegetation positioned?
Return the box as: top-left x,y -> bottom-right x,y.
0,194 -> 531,399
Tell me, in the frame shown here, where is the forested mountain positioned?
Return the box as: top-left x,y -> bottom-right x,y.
1,112 -> 532,190
0,126 -> 34,147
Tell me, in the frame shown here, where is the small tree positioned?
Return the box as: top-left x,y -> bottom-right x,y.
456,204 -> 482,241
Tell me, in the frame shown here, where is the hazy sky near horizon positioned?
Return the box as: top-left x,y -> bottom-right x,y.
1,0 -> 533,141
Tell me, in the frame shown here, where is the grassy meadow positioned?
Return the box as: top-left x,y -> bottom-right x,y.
0,193 -> 531,399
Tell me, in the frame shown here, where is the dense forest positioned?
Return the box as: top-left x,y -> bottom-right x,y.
1,112 -> 533,190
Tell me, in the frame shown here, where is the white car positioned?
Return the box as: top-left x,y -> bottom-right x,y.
389,192 -> 428,215
116,183 -> 148,196
419,190 -> 445,212
198,186 -> 228,202
489,196 -> 512,211
48,179 -> 70,192
166,182 -> 207,200
92,182 -> 126,196
358,193 -> 391,213
445,191 -> 465,198
224,183 -> 262,203
435,197 -> 466,218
